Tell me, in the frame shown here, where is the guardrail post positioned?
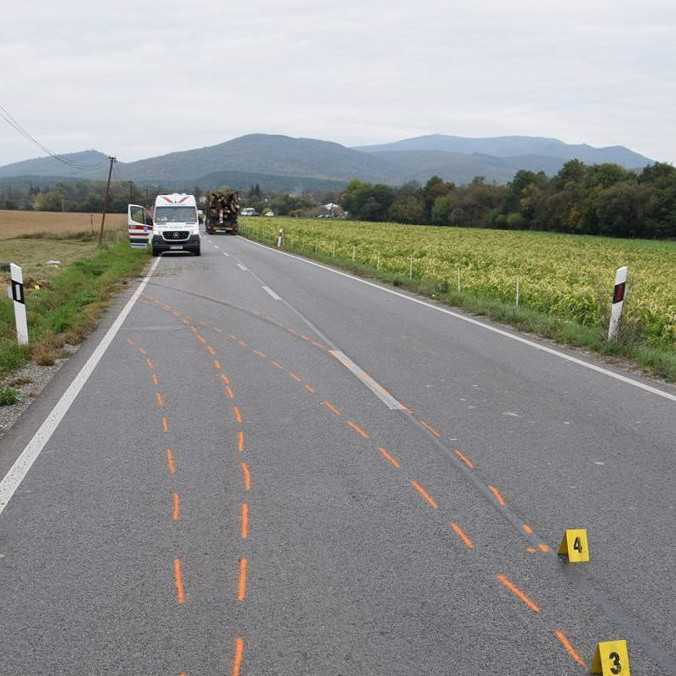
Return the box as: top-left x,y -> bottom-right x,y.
10,263 -> 29,345
608,266 -> 628,341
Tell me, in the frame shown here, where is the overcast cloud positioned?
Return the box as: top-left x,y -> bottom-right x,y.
1,0 -> 675,165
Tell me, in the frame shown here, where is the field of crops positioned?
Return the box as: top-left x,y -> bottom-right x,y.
0,210 -> 126,239
241,217 -> 675,348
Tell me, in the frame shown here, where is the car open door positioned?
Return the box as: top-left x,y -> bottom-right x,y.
128,204 -> 150,248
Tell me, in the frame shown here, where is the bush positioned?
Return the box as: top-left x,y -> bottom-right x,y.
0,386 -> 19,406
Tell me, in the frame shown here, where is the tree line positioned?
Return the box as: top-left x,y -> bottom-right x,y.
341,160 -> 676,238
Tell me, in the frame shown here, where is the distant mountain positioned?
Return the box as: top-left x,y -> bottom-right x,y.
0,150 -> 111,179
354,134 -> 652,168
0,133 -> 654,190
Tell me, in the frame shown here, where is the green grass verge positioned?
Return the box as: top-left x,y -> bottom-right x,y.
0,241 -> 149,378
240,225 -> 676,382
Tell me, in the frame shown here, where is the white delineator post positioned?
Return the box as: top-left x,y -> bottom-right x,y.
608,266 -> 628,341
10,263 -> 28,345
276,229 -> 284,249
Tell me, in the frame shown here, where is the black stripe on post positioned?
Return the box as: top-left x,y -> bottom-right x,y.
612,282 -> 626,304
11,280 -> 24,304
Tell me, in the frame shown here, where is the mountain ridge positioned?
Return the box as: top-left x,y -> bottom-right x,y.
0,133 -> 654,188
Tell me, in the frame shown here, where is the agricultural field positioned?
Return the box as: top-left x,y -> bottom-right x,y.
0,209 -> 126,239
241,217 -> 675,350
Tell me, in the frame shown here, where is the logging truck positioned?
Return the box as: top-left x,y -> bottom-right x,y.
205,190 -> 240,234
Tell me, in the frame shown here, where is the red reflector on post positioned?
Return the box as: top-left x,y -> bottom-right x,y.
612,282 -> 626,304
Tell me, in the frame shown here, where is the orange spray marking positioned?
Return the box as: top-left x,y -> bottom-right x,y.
233,406 -> 242,424
488,485 -> 506,507
240,462 -> 251,491
304,384 -> 315,394
231,637 -> 244,676
553,630 -> 587,668
346,420 -> 369,439
224,386 -> 235,399
240,503 -> 249,539
420,420 -> 441,438
450,522 -> 475,550
162,416 -> 169,433
378,448 -> 400,469
166,449 -> 176,475
238,558 -> 248,601
411,480 -> 438,509
237,431 -> 245,453
321,400 -> 341,416
496,574 -> 540,613
173,559 -> 185,604
172,493 -> 181,521
454,449 -> 475,469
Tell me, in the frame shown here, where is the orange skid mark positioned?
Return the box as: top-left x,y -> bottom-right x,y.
450,522 -> 475,550
453,449 -> 475,470
240,462 -> 251,491
155,392 -> 165,408
553,630 -> 587,669
289,371 -> 302,382
304,384 -> 315,394
346,420 -> 369,439
420,420 -> 441,438
224,386 -> 235,400
213,360 -> 222,370
237,431 -> 245,453
172,493 -> 181,521
162,416 -> 169,433
231,637 -> 244,676
496,574 -> 540,613
378,447 -> 400,469
522,524 -> 534,536
207,345 -> 216,356
270,360 -> 283,369
233,406 -> 243,424
173,559 -> 186,605
253,350 -> 267,358
238,558 -> 248,601
240,503 -> 249,539
166,448 -> 176,475
488,485 -> 507,507
411,480 -> 438,509
321,400 -> 341,416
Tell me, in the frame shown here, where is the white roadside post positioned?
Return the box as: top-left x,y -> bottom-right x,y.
276,229 -> 284,249
515,278 -> 520,308
10,263 -> 29,345
608,266 -> 628,341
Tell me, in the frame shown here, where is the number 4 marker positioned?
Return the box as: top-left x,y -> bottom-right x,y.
591,640 -> 631,675
558,528 -> 590,563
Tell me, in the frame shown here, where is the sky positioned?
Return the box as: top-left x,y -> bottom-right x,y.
1,0 -> 675,165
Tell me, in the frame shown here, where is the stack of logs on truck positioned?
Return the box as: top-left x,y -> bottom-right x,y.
205,190 -> 240,234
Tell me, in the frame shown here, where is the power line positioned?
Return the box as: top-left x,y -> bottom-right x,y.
0,103 -> 109,171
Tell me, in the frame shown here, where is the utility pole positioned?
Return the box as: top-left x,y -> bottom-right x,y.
98,156 -> 116,247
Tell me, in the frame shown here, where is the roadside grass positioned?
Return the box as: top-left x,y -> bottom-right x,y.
240,224 -> 676,382
0,238 -> 148,378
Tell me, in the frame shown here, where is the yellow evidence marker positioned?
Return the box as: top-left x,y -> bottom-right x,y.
591,640 -> 631,675
557,528 -> 590,563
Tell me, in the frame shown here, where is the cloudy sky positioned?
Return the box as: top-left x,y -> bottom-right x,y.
1,0 -> 675,165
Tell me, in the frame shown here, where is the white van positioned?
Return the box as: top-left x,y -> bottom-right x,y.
128,193 -> 201,255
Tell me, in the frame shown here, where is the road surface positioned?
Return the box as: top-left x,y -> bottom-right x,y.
1,234 -> 674,675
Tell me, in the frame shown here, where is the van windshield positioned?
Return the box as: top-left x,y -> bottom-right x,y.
154,207 -> 197,224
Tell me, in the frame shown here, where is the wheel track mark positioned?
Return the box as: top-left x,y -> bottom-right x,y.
240,462 -> 251,491
411,480 -> 438,509
173,559 -> 186,604
167,449 -> 176,475
450,522 -> 475,550
378,447 -> 400,469
346,420 -> 369,439
237,558 -> 248,601
496,574 -> 540,613
553,629 -> 587,669
488,485 -> 507,507
419,419 -> 441,438
231,637 -> 244,676
454,449 -> 475,469
240,502 -> 249,539
321,400 -> 341,416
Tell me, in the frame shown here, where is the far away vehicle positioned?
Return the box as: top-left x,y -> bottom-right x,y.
128,193 -> 201,256
205,190 -> 240,234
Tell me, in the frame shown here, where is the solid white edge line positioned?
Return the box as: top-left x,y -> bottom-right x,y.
330,350 -> 404,410
239,238 -> 675,403
262,285 -> 281,301
0,257 -> 161,516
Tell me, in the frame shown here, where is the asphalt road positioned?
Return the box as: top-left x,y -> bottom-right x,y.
0,234 -> 674,675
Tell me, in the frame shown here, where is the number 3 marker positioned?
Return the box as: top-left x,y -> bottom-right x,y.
591,640 -> 631,675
